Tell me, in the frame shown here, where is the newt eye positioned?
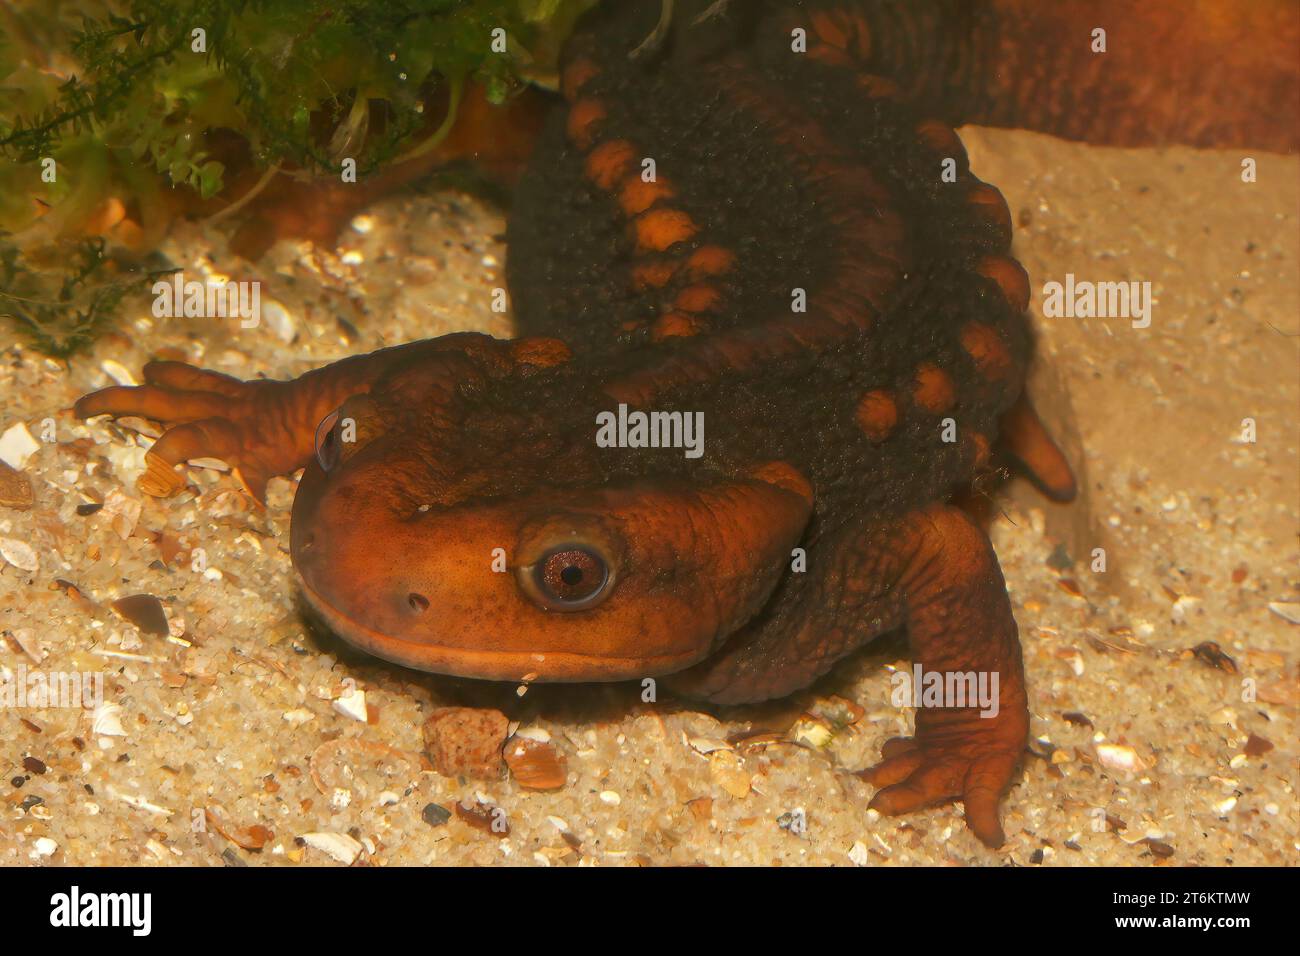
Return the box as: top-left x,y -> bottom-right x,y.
314,396 -> 383,473
314,410 -> 342,472
525,545 -> 613,611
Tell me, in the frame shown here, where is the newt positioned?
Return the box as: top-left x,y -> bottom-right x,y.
75,0 -> 1298,847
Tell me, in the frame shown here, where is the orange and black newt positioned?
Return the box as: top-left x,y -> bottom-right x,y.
76,1 -> 1298,847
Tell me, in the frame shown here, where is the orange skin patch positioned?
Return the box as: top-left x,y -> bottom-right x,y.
914,119 -> 967,165
510,337 -> 572,370
674,283 -> 722,313
855,389 -> 898,442
631,259 -> 679,291
566,98 -> 607,151
959,321 -> 1013,379
966,182 -> 1013,245
963,431 -> 992,469
807,43 -> 857,69
651,311 -> 702,341
686,245 -> 736,279
619,175 -> 676,216
913,363 -> 956,414
585,139 -> 636,191
811,10 -> 853,48
978,255 -> 1031,313
750,460 -> 814,503
634,208 -> 698,253
561,58 -> 599,100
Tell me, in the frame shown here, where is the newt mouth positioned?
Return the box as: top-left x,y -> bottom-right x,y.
293,569 -> 705,683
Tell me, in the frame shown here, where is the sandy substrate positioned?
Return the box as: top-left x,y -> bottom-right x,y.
0,127 -> 1296,867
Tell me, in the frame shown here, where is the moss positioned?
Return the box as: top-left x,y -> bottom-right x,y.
0,0 -> 597,353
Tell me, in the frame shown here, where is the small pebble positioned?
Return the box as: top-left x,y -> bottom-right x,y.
0,537 -> 38,572
0,461 -> 33,510
300,832 -> 363,865
91,702 -> 127,737
101,359 -> 138,386
1096,743 -> 1143,773
110,594 -> 170,636
331,686 -> 368,722
421,803 -> 452,828
0,423 -> 40,470
21,756 -> 46,775
421,707 -> 508,779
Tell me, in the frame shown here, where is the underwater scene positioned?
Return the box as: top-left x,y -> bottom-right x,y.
0,0 -> 1295,887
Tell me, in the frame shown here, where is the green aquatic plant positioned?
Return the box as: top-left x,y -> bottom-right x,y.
0,0 -> 596,352
0,234 -> 177,357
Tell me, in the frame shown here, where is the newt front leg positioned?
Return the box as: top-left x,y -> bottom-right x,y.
670,503 -> 1028,848
74,332 -> 516,502
858,506 -> 1028,849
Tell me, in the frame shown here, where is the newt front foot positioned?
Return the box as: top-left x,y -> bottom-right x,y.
75,360 -> 299,503
861,701 -> 1028,848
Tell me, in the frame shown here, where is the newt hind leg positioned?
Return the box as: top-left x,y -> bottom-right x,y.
998,392 -> 1077,503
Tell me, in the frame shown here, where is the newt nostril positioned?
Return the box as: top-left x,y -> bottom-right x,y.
407,592 -> 430,613
299,532 -> 315,551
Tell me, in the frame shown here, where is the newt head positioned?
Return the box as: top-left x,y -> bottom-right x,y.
288,351 -> 814,683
